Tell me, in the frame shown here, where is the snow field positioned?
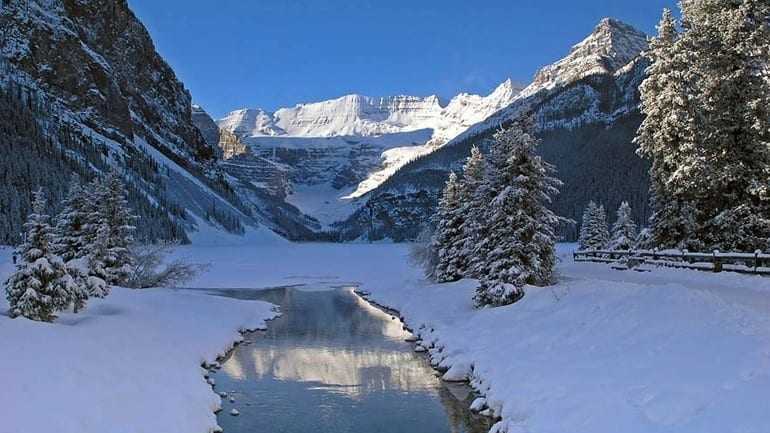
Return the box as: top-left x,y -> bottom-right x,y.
180,242 -> 770,433
0,248 -> 278,433
361,245 -> 770,433
4,242 -> 770,433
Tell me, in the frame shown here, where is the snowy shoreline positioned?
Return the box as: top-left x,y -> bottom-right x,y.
172,242 -> 770,433
0,248 -> 279,433
352,288 -> 501,422
348,244 -> 770,433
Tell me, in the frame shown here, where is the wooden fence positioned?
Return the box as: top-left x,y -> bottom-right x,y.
573,249 -> 770,276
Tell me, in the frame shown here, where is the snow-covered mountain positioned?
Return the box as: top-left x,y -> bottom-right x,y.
519,18 -> 649,98
220,79 -> 521,142
0,0 -> 283,243
216,80 -> 522,225
335,18 -> 652,241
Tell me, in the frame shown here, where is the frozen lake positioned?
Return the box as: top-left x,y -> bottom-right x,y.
210,286 -> 491,433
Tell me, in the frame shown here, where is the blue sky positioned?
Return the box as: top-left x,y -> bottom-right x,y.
127,0 -> 676,119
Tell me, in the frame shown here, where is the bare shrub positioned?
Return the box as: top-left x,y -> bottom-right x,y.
126,242 -> 209,289
409,225 -> 439,282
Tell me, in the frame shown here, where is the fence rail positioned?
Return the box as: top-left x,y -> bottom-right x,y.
573,249 -> 770,276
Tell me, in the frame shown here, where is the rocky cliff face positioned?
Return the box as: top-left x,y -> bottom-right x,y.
335,18 -> 652,241
0,0 -> 257,242
191,105 -> 222,158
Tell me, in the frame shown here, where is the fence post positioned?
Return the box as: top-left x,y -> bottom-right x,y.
713,250 -> 722,273
755,250 -> 761,272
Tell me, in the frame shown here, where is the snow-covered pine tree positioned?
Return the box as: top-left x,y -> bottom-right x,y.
433,172 -> 466,282
578,201 -> 599,250
636,8 -> 703,250
54,176 -> 89,262
457,146 -> 488,279
639,1 -> 770,251
52,176 -> 93,310
594,205 -> 610,249
92,170 -> 137,286
4,189 -> 80,321
473,118 -> 562,308
609,201 -> 638,250
679,0 -> 770,251
578,201 -> 610,250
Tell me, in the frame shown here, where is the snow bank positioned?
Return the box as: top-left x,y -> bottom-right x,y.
0,248 -> 277,433
182,242 -> 770,433
360,245 -> 770,433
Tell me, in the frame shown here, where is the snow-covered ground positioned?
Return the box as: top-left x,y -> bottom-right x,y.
175,242 -> 770,433
3,242 -> 770,433
0,248 -> 277,433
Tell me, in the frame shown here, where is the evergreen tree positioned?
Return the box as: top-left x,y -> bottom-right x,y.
609,201 -> 638,250
636,8 -> 702,250
578,202 -> 610,250
681,0 -> 770,251
638,1 -> 770,251
91,170 -> 137,286
4,189 -> 79,321
457,146 -> 488,279
578,201 -> 599,250
433,172 -> 465,282
54,176 -> 89,262
473,119 -> 562,308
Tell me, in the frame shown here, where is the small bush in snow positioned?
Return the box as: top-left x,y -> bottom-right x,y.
408,225 -> 439,282
125,242 -> 208,289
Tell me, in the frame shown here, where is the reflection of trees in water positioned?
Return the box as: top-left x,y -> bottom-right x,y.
437,383 -> 493,433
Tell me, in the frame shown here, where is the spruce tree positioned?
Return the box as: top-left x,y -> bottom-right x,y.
578,201 -> 599,250
433,172 -> 465,282
578,202 -> 610,251
639,1 -> 770,251
76,171 -> 135,292
457,146 -> 488,279
636,8 -> 702,250
609,201 -> 638,250
473,119 -> 562,308
54,176 -> 89,262
4,189 -> 80,321
99,170 -> 137,285
681,0 -> 770,251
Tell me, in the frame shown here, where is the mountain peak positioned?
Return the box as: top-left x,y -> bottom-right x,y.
578,17 -> 649,71
520,17 -> 648,97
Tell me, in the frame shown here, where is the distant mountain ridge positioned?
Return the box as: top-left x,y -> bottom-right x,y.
212,79 -> 524,227
219,79 -> 522,142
